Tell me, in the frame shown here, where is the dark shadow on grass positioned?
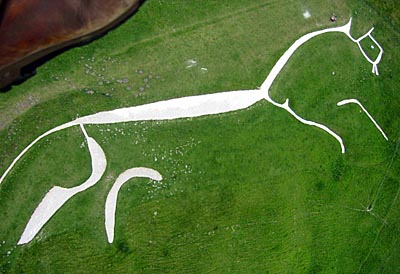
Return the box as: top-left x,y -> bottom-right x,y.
0,0 -> 147,92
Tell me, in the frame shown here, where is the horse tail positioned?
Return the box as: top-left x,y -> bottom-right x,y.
0,121 -> 78,185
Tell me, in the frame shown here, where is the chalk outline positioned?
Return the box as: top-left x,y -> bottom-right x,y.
105,168 -> 162,243
0,18 -> 389,245
337,99 -> 388,141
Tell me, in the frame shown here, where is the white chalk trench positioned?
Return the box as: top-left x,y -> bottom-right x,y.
0,18 -> 389,245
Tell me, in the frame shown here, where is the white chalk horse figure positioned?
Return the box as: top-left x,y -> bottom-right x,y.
0,18 -> 388,245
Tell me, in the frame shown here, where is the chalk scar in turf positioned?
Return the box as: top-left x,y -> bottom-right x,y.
0,18 -> 388,245
17,125 -> 107,245
105,168 -> 162,243
337,99 -> 388,141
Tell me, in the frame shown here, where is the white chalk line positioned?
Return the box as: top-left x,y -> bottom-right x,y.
350,27 -> 383,75
283,99 -> 345,153
0,18 -> 388,244
0,122 -> 76,186
1,18 -> 383,189
105,168 -> 162,243
260,18 -> 385,153
0,90 -> 263,187
75,89 -> 264,125
260,19 -> 355,153
337,99 -> 388,141
17,125 -> 107,245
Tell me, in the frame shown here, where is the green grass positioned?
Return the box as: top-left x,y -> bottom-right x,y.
0,0 -> 399,273
363,0 -> 400,28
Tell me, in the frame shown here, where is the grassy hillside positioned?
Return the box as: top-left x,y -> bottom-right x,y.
363,0 -> 400,27
0,0 -> 399,273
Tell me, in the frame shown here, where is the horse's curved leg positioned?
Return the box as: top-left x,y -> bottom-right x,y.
105,167 -> 162,243
18,125 -> 107,245
337,99 -> 388,141
280,99 -> 346,153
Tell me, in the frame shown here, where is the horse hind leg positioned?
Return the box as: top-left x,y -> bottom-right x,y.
18,124 -> 107,245
104,167 -> 162,243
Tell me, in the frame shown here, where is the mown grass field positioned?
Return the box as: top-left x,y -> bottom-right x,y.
0,0 -> 399,273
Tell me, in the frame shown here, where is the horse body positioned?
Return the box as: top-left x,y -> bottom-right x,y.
0,19 -> 388,244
